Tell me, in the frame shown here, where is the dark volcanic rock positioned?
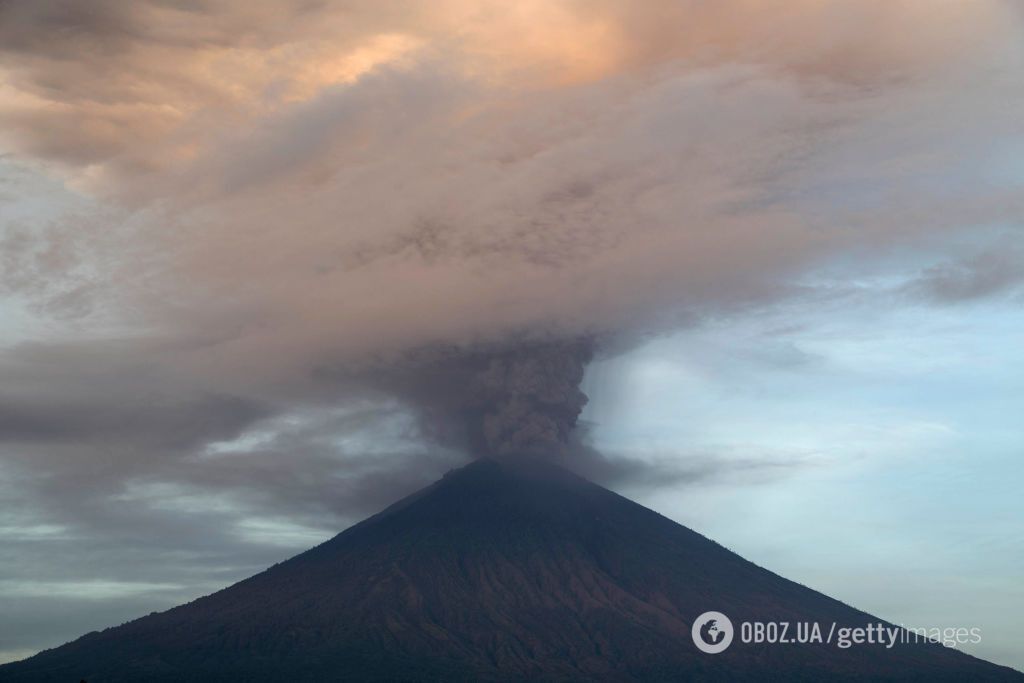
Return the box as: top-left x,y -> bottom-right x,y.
2,458 -> 1020,682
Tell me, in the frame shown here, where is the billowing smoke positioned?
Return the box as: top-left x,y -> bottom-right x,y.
383,340 -> 593,458
463,341 -> 592,457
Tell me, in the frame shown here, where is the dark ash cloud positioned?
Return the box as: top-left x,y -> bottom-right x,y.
387,340 -> 594,458
467,341 -> 592,456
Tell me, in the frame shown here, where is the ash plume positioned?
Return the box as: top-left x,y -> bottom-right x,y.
464,341 -> 592,457
392,340 -> 594,459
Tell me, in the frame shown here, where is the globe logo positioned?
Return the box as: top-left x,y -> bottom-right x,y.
691,611 -> 734,654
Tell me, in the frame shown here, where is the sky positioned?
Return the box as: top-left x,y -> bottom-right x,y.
1,0 -> 1022,671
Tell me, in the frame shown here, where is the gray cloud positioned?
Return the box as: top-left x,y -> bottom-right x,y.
371,340 -> 593,458
558,429 -> 825,492
907,246 -> 1024,304
0,393 -> 267,447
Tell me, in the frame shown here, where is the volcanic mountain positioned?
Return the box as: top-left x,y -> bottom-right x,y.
2,458 -> 1020,682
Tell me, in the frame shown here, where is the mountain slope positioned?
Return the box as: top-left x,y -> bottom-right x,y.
2,458 -> 1020,682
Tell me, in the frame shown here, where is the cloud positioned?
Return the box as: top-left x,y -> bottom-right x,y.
907,245 -> 1024,304
1,0 -> 1018,181
1,0 -> 1020,515
561,433 -> 825,492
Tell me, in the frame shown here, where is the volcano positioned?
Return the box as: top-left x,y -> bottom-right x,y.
2,458 -> 1019,682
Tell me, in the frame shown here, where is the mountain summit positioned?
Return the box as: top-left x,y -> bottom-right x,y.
2,458 -> 1020,681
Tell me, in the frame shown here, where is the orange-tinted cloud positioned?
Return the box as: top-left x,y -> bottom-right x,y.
0,0 -> 1021,388
2,1 -> 1016,182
